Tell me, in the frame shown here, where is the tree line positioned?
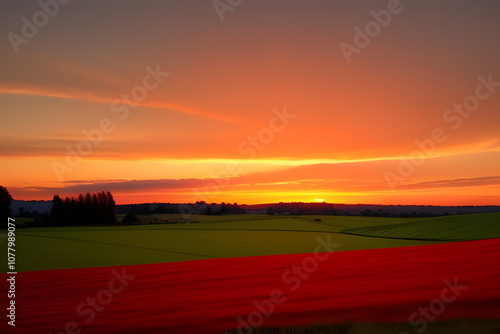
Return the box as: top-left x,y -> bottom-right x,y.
51,191 -> 116,226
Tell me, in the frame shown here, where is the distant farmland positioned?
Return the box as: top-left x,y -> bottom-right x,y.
6,212 -> 500,272
342,212 -> 500,241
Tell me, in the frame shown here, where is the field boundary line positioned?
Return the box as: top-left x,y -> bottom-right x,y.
18,233 -> 217,259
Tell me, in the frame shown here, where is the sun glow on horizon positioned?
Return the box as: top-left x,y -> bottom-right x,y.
1,1 -> 499,207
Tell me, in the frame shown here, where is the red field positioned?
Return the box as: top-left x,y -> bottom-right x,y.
2,238 -> 500,334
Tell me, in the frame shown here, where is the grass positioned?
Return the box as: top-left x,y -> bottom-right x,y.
3,213 -> 499,272
342,212 -> 500,241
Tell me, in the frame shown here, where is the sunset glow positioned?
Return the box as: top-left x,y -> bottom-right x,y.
1,1 -> 499,205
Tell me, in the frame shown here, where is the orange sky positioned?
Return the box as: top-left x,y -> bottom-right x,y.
1,1 -> 499,205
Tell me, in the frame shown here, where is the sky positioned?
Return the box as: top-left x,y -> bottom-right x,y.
1,0 -> 499,205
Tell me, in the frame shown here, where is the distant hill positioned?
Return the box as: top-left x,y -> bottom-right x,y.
11,200 -> 52,216
243,203 -> 500,216
10,200 -> 500,218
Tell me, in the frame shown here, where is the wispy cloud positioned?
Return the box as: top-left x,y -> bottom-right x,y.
0,85 -> 251,124
11,173 -> 500,202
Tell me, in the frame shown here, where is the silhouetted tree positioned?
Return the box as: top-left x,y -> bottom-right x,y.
50,195 -> 65,226
0,186 -> 13,228
50,191 -> 116,226
122,212 -> 140,225
106,191 -> 116,223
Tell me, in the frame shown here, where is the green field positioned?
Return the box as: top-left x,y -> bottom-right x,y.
3,213 -> 499,272
342,212 -> 500,240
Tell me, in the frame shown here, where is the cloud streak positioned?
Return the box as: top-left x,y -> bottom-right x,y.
0,85 -> 251,124
11,173 -> 500,203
